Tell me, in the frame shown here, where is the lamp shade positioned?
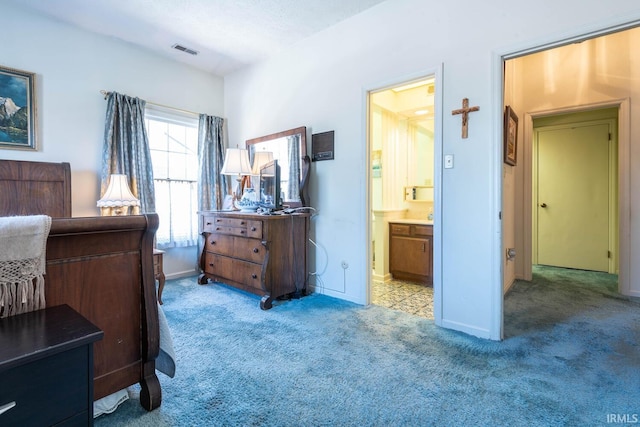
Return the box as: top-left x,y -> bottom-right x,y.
251,151 -> 274,175
221,148 -> 252,176
97,174 -> 140,208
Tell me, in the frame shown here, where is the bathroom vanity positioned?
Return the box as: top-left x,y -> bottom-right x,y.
389,220 -> 433,286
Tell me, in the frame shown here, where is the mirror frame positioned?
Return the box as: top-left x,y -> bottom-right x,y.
246,126 -> 310,208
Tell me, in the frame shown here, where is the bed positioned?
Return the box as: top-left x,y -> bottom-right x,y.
0,159 -> 162,411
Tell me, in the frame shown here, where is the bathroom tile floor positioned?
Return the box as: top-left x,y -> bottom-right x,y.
372,279 -> 433,320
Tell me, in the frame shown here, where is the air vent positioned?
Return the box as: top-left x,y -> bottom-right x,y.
171,44 -> 199,56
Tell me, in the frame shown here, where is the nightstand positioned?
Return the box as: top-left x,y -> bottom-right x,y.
154,249 -> 166,304
0,304 -> 103,426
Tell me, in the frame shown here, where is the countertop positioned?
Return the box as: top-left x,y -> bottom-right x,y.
389,218 -> 433,225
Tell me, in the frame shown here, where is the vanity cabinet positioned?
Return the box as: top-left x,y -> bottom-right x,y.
198,211 -> 309,309
389,222 -> 433,285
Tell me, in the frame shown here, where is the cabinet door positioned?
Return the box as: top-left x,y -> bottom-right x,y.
390,236 -> 431,277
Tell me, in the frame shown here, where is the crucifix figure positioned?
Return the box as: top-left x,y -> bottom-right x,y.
451,98 -> 480,139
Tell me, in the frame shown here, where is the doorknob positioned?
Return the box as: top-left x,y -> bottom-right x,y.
540,203 -> 547,208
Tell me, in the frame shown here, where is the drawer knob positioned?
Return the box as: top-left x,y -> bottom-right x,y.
251,226 -> 257,231
206,222 -> 212,226
210,240 -> 216,245
240,230 -> 245,234
216,227 -> 221,231
209,263 -> 214,267
253,248 -> 259,253
251,274 -> 258,279
241,221 -> 245,225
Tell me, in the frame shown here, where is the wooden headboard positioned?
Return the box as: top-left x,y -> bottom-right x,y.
0,159 -> 72,217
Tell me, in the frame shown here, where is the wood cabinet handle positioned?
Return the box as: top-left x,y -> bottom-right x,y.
422,243 -> 426,252
253,248 -> 259,253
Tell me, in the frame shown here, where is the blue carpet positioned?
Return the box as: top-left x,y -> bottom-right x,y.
95,266 -> 640,426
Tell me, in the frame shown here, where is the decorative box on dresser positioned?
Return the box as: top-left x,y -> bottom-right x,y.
198,211 -> 310,309
389,221 -> 433,286
0,304 -> 103,426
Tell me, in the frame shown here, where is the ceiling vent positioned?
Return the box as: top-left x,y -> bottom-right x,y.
172,44 -> 199,56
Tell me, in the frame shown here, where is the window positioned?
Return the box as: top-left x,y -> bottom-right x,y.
145,106 -> 199,249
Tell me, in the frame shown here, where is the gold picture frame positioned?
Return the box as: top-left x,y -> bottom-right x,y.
503,105 -> 518,166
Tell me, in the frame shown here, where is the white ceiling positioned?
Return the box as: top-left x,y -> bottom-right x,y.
8,0 -> 388,76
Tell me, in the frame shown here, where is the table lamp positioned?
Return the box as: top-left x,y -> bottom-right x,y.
97,174 -> 140,215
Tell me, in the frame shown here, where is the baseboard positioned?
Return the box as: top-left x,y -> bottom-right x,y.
439,318 -> 493,340
371,272 -> 392,282
166,270 -> 199,280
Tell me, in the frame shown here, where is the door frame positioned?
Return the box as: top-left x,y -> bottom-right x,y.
523,101 -> 628,288
532,116 -> 618,273
363,64 -> 444,324
496,20 -> 639,338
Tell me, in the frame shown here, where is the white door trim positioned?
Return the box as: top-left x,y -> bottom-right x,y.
363,64 -> 444,323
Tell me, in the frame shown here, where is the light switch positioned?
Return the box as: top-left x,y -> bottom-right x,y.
444,154 -> 454,169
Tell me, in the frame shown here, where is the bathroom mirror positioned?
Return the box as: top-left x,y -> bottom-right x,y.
246,126 -> 310,208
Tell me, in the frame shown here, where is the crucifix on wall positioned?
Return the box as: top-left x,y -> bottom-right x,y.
451,98 -> 480,139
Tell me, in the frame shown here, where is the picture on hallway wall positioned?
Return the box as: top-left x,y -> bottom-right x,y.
503,105 -> 518,166
0,65 -> 37,150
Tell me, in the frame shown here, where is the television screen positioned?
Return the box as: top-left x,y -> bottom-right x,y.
259,159 -> 281,211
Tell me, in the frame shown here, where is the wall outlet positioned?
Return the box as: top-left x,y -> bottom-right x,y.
341,261 -> 349,269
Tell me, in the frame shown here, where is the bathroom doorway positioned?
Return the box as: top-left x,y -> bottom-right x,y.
368,76 -> 435,319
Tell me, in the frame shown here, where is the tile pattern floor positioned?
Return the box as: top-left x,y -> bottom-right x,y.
372,279 -> 433,319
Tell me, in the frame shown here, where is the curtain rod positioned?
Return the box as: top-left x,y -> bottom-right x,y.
100,90 -> 200,117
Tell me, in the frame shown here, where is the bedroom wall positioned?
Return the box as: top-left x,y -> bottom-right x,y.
224,0 -> 640,338
0,2 -> 224,278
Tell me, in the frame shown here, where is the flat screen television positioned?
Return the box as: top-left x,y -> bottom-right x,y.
259,159 -> 282,211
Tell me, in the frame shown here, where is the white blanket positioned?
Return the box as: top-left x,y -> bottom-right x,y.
0,215 -> 52,317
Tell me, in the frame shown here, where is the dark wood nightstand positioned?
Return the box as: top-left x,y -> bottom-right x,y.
154,249 -> 166,304
0,304 -> 103,426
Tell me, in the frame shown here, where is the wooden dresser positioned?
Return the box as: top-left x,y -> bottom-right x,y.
0,305 -> 103,426
198,211 -> 310,309
389,221 -> 433,285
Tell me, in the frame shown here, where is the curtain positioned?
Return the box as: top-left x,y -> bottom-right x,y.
287,134 -> 300,202
197,114 -> 227,211
101,92 -> 155,214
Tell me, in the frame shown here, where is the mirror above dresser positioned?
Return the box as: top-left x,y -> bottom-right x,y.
246,126 -> 310,208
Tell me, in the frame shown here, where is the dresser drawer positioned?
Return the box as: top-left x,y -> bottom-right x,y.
205,234 -> 234,256
232,259 -> 263,291
0,346 -> 90,426
203,252 -> 234,279
246,220 -> 263,239
234,238 -> 266,264
202,215 -> 246,233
